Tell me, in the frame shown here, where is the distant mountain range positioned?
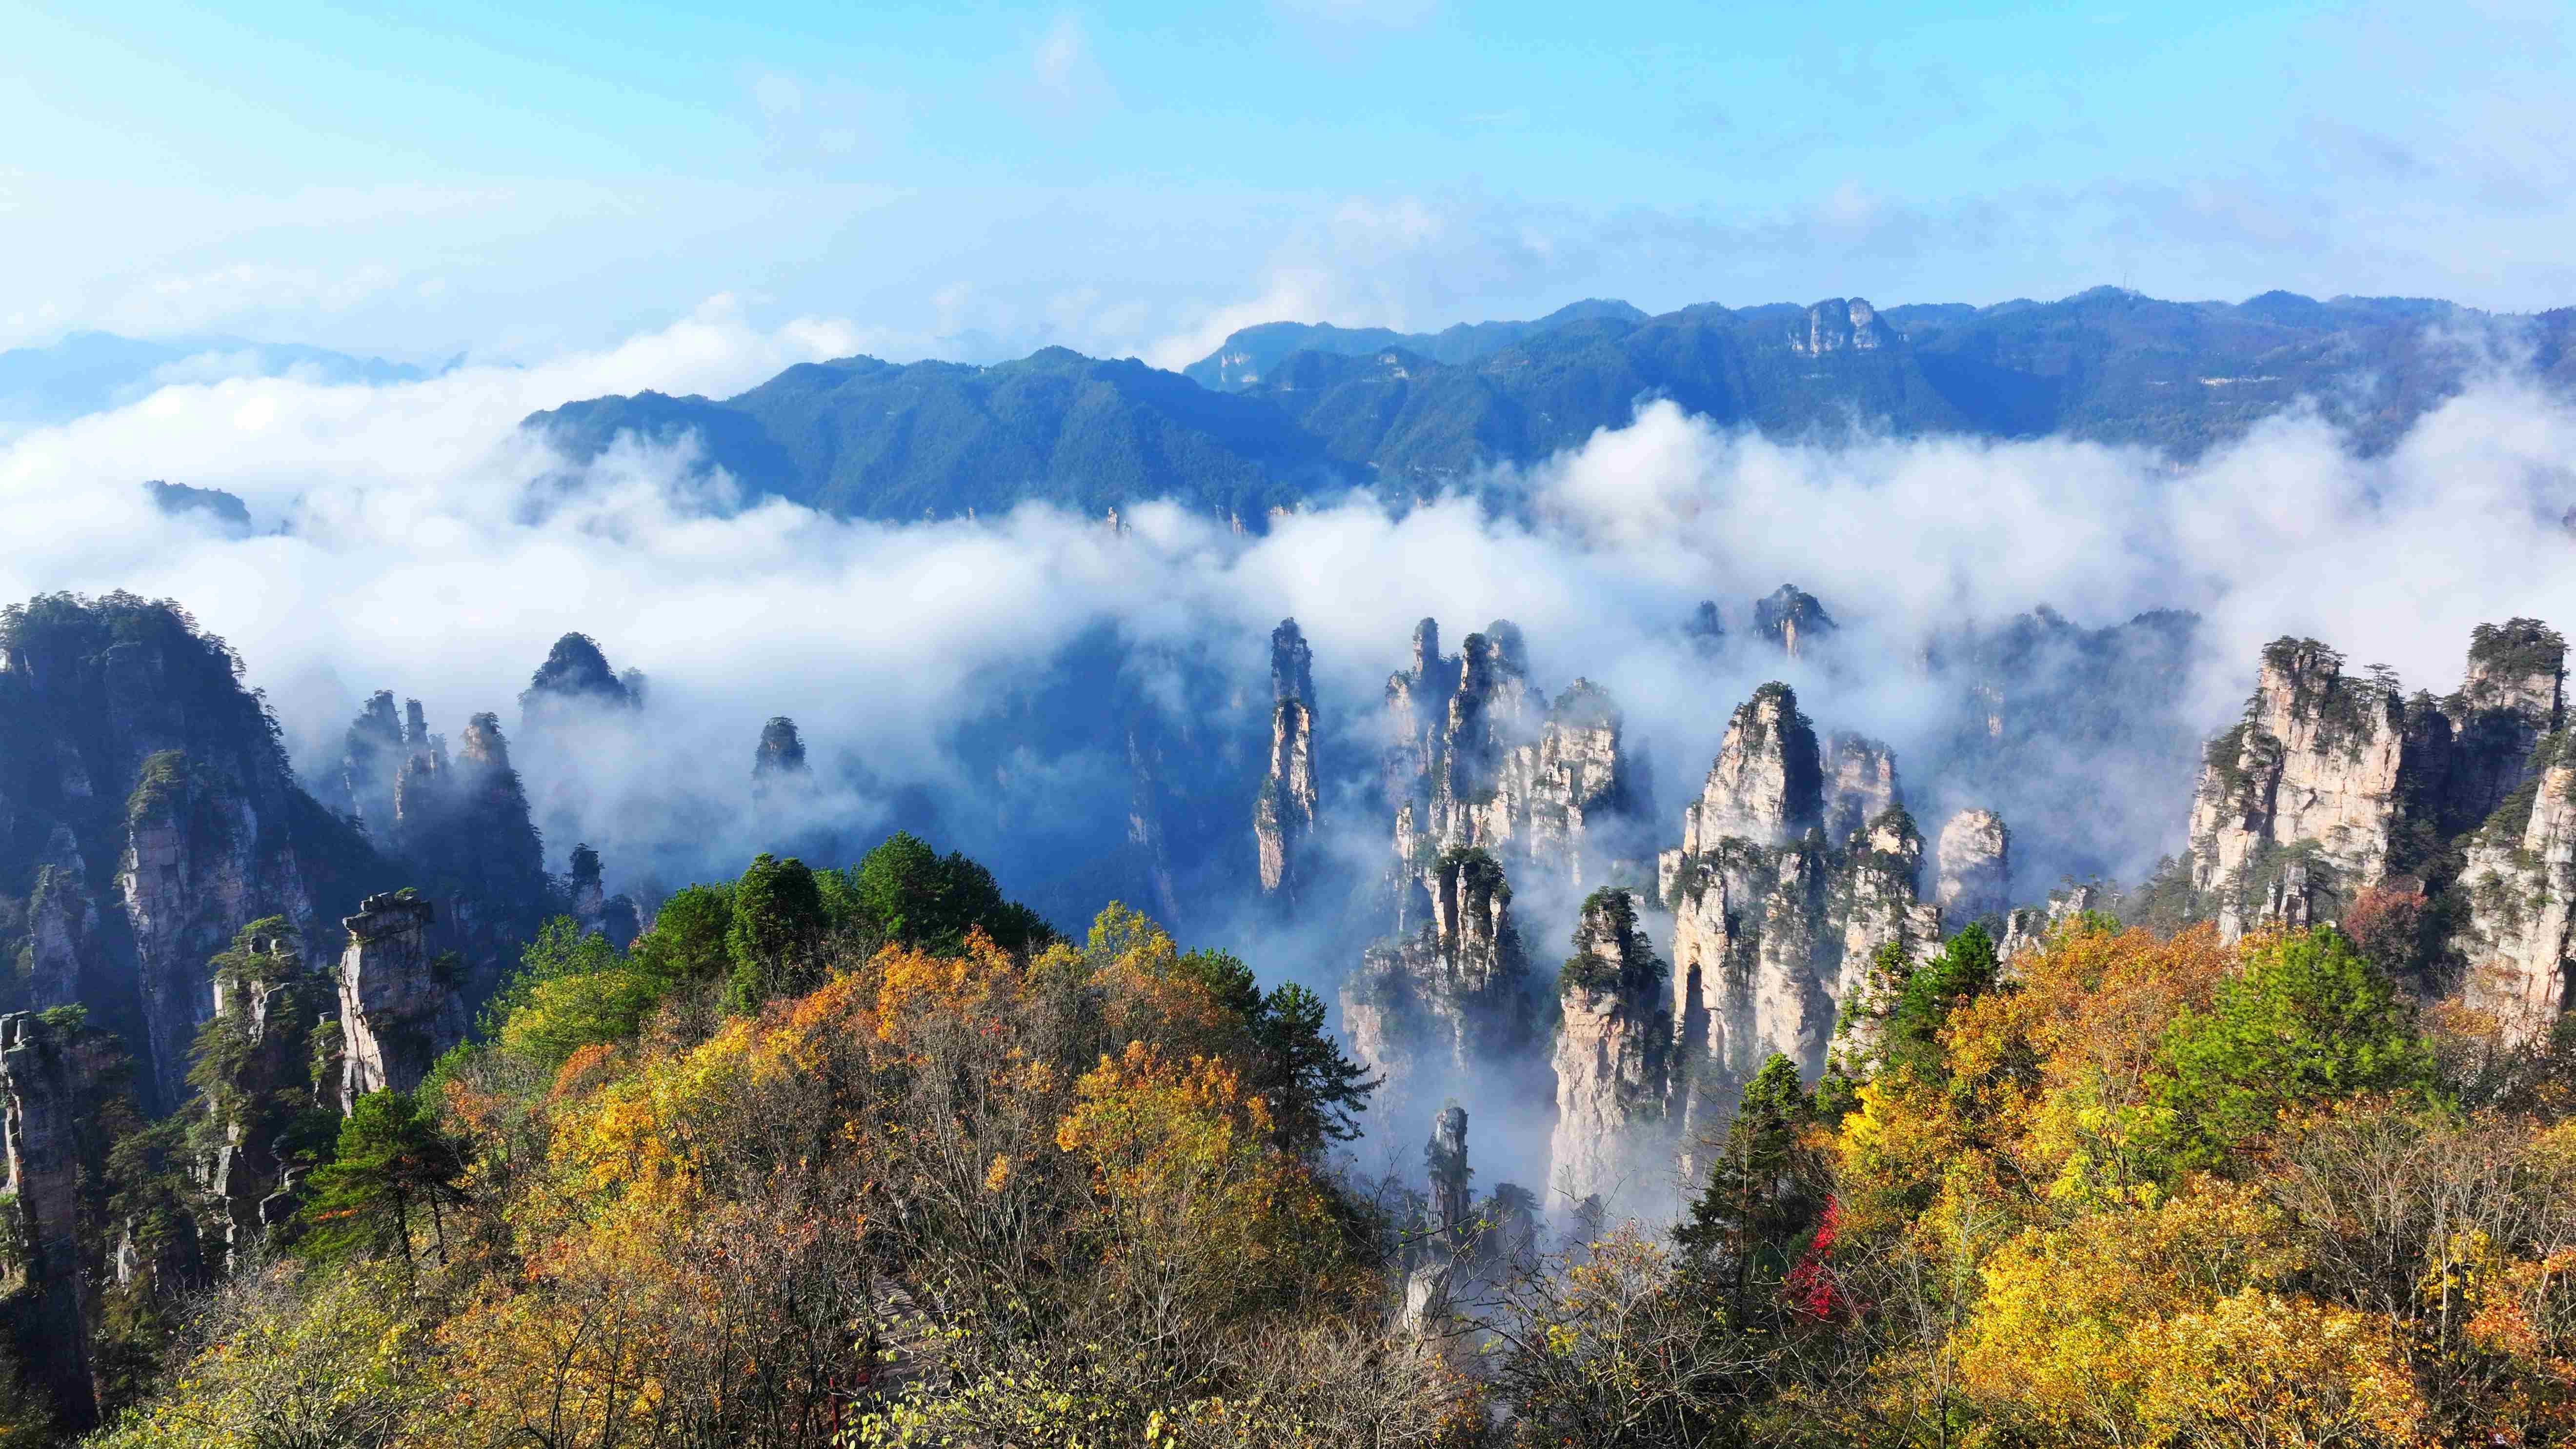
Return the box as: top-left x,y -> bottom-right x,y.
0,330 -> 439,428
525,287 -> 2576,524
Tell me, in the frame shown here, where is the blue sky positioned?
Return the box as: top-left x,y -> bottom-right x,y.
6,0 -> 2568,366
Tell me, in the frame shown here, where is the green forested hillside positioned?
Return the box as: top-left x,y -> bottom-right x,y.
525,287 -> 2556,523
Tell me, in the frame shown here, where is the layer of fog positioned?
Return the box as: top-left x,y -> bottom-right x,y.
6,303 -> 2574,1149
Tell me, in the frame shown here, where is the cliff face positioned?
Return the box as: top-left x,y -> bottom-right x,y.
2458,738 -> 2576,1036
1661,684 -> 1950,1142
347,698 -> 555,1006
1341,847 -> 1539,1119
1255,620 -> 1319,900
336,893 -> 464,1110
1,1008 -> 134,1435
196,926 -> 331,1268
1376,617 -> 1645,906
1753,585 -> 1836,659
1549,889 -> 1672,1213
2185,640 -> 2423,936
1935,809 -> 2011,923
2183,624 -> 2567,946
0,595 -> 382,1110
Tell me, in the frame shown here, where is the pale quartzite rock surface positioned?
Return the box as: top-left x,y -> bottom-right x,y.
1662,683 -> 1945,1148
337,892 -> 464,1109
2459,740 -> 2576,1037
1935,809 -> 2011,923
1341,847 -> 1537,1119
1256,620 -> 1319,899
1549,888 -> 1672,1213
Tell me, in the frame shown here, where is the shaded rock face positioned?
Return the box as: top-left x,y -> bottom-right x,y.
1753,585 -> 1836,659
1,1009 -> 133,1434
518,631 -> 643,725
0,595 -> 383,1110
1821,733 -> 1901,844
1661,684 -> 1946,1143
2447,620 -> 2568,829
1341,848 -> 1539,1118
2183,626 -> 2566,944
1682,683 -> 1823,851
337,893 -> 463,1110
1935,809 -> 2011,923
2459,742 -> 2576,1036
1685,600 -> 1727,659
1427,1103 -> 1471,1250
199,931 -> 328,1269
1549,889 -> 1672,1212
356,702 -> 554,1005
753,716 -> 808,781
1255,620 -> 1319,900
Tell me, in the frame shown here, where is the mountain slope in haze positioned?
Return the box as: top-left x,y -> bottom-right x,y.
1180,297 -> 1649,391
526,287 -> 2552,523
0,331 -> 437,428
530,347 -> 1337,523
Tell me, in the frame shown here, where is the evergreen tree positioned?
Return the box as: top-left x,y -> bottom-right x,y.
1677,1053 -> 1819,1309
299,1091 -> 471,1278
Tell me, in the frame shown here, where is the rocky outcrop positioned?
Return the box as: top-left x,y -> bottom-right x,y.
0,595 -> 385,1110
1461,681 -> 1638,890
1788,298 -> 1895,356
1,1008 -> 132,1434
1935,809 -> 2011,923
1821,733 -> 1901,844
519,631 -> 643,726
1342,848 -> 1539,1118
1256,621 -> 1319,900
2183,626 -> 2566,943
1549,889 -> 1672,1213
1753,585 -> 1836,659
753,716 -> 808,782
369,705 -> 555,1001
1685,600 -> 1727,659
1681,684 -> 1822,852
2185,639 -> 2429,939
2446,620 -> 2567,829
196,926 -> 330,1268
336,893 -> 463,1109
2458,737 -> 2576,1038
1375,617 -> 1644,908
1662,684 -> 1945,1142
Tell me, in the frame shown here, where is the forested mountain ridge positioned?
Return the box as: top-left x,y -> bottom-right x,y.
527,287 -> 2576,521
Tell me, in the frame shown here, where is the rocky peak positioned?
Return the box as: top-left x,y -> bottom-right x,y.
2447,619 -> 2569,826
1686,599 -> 1727,655
2186,636 -> 2425,937
1788,298 -> 1896,355
1426,1102 -> 1471,1251
1683,682 -> 1824,851
198,925 -> 330,1268
1935,809 -> 2012,922
1256,620 -> 1322,901
754,716 -> 808,780
336,891 -> 463,1110
519,631 -> 642,726
1822,732 -> 1902,843
1754,584 -> 1837,659
1340,847 -> 1539,1122
341,689 -> 405,830
1459,679 -> 1639,889
1271,617 -> 1316,706
1550,888 -> 1672,1212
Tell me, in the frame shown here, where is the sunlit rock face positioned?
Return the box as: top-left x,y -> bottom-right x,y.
1661,682 -> 1946,1151
1548,888 -> 1672,1214
336,891 -> 463,1110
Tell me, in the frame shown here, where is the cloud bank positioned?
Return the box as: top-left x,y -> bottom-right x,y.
4,302 -> 2572,966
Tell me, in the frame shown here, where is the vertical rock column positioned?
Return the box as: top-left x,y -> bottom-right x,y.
336,893 -> 462,1110
1,1011 -> 123,1434
1255,620 -> 1319,901
1549,889 -> 1671,1216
